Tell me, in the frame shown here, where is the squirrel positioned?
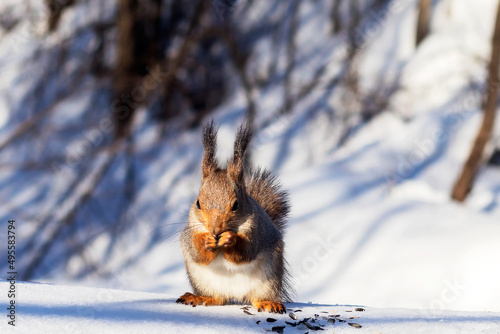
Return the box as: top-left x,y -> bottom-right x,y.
176,121 -> 292,314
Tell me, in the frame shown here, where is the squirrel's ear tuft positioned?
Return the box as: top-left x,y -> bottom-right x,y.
202,120 -> 219,178
228,123 -> 252,183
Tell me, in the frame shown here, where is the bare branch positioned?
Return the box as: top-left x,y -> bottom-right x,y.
451,2 -> 500,201
416,0 -> 432,46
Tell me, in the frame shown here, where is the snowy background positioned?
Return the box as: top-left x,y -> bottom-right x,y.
1,0 -> 500,329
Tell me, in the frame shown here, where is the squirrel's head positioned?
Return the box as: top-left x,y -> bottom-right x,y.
192,121 -> 252,237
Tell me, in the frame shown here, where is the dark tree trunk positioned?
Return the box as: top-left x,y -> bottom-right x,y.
416,0 -> 431,46
451,2 -> 500,202
330,0 -> 342,34
46,0 -> 77,32
114,0 -> 164,138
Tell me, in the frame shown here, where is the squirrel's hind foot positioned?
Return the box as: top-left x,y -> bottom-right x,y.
176,292 -> 223,307
252,300 -> 286,314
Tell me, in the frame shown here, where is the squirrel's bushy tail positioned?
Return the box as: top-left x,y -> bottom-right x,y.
246,167 -> 290,231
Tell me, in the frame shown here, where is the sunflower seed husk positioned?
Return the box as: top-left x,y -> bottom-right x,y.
271,325 -> 286,333
303,321 -> 324,330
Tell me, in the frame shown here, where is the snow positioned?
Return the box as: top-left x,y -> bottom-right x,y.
281,160 -> 500,312
1,0 -> 500,329
1,281 -> 499,333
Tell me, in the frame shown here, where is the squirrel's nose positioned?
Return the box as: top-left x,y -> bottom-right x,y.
207,209 -> 224,237
212,226 -> 222,238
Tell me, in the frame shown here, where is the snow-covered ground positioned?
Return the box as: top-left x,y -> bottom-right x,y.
1,281 -> 499,333
1,0 -> 500,327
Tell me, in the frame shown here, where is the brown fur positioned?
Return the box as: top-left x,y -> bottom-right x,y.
176,292 -> 224,306
246,168 -> 290,231
227,123 -> 252,183
252,300 -> 286,314
220,232 -> 253,263
191,232 -> 218,264
202,121 -> 219,179
178,121 -> 293,313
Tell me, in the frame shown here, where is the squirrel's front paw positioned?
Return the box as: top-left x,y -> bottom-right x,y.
202,233 -> 218,251
217,231 -> 237,248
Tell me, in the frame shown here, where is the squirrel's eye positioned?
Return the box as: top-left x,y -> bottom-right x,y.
196,200 -> 201,210
231,200 -> 238,211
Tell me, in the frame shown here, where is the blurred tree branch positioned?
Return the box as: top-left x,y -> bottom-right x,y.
330,0 -> 342,34
416,0 -> 431,46
46,0 -> 77,32
22,140 -> 124,280
451,1 -> 500,202
282,0 -> 301,115
159,0 -> 209,126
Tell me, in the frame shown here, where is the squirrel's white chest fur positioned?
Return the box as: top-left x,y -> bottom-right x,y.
188,253 -> 269,301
